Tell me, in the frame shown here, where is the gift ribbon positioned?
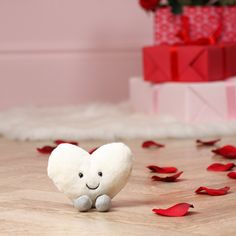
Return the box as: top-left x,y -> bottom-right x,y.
226,84 -> 236,119
176,15 -> 223,45
170,46 -> 179,81
171,15 -> 223,81
221,44 -> 228,79
153,87 -> 159,113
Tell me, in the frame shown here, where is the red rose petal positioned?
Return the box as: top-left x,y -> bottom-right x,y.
54,139 -> 79,145
207,163 -> 235,172
37,145 -> 56,154
152,203 -> 194,217
212,145 -> 236,159
147,165 -> 178,173
89,147 -> 99,154
227,172 -> 236,179
196,138 -> 221,146
139,0 -> 159,11
195,186 -> 230,196
142,140 -> 165,149
152,171 -> 183,182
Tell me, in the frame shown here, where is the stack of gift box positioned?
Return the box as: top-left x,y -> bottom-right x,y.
130,0 -> 236,122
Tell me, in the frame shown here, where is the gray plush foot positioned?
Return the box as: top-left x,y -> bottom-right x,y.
73,195 -> 92,212
95,194 -> 111,212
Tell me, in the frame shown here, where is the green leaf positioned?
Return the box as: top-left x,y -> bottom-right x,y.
192,0 -> 207,5
168,0 -> 183,14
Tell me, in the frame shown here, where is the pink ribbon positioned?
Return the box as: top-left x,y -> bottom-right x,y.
227,84 -> 236,119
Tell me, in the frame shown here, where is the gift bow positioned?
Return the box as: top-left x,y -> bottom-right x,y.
170,15 -> 224,81
176,15 -> 223,45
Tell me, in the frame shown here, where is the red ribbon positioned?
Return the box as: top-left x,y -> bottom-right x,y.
227,84 -> 236,119
171,15 -> 223,81
176,15 -> 223,45
170,46 -> 179,81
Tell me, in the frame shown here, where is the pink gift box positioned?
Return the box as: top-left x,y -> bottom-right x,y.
129,78 -> 236,123
154,6 -> 236,45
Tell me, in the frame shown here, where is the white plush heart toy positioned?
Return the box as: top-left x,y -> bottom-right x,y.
47,142 -> 133,212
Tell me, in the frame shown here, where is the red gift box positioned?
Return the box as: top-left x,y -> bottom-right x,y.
143,44 -> 236,83
154,6 -> 236,45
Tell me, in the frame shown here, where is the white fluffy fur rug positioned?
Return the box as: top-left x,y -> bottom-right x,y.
1,102 -> 236,141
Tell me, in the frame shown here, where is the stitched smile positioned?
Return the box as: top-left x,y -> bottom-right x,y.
86,183 -> 100,190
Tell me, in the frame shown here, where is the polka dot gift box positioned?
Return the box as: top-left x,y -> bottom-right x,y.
154,6 -> 236,45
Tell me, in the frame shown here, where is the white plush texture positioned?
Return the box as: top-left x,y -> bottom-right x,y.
1,102 -> 236,140
47,142 -> 133,203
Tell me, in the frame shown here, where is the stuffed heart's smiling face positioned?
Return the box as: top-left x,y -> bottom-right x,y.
47,143 -> 133,203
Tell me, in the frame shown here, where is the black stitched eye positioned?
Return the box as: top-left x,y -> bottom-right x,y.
98,172 -> 103,177
78,172 -> 83,178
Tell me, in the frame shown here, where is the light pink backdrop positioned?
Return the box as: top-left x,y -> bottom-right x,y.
0,0 -> 152,109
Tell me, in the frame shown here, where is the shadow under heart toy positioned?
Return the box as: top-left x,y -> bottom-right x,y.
47,142 -> 133,212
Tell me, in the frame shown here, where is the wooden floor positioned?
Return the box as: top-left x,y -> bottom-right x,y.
1,137 -> 236,235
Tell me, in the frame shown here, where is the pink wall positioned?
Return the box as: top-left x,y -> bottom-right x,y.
0,0 -> 153,109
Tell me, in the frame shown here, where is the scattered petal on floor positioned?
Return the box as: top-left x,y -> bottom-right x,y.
89,147 -> 99,154
152,203 -> 194,217
152,171 -> 183,182
37,145 -> 56,154
212,145 -> 236,159
196,139 -> 221,146
147,165 -> 178,173
195,186 -> 230,196
227,172 -> 236,179
207,163 -> 235,172
142,140 -> 165,149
